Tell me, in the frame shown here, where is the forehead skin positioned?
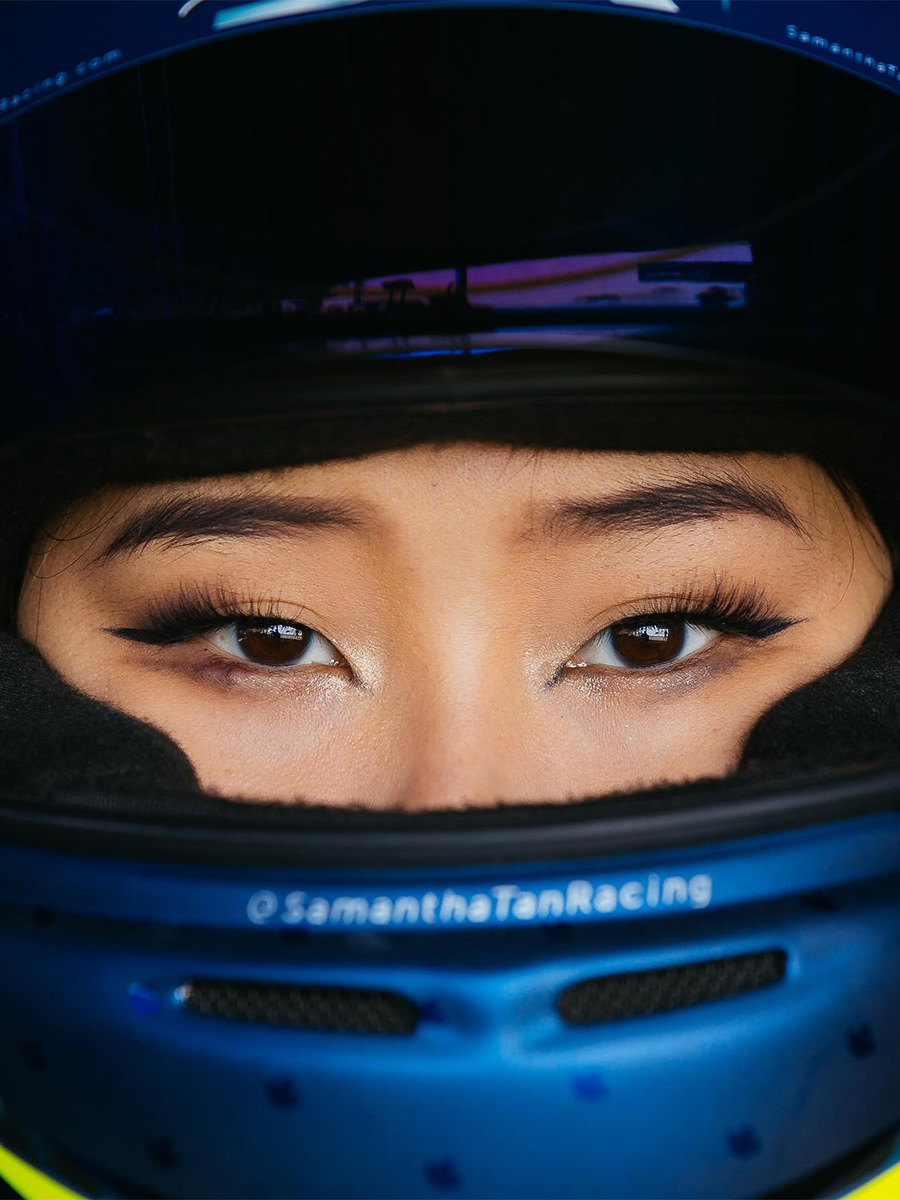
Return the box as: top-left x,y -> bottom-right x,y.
17,445 -> 893,809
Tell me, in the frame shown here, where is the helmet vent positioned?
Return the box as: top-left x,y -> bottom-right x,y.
178,981 -> 420,1034
557,949 -> 787,1024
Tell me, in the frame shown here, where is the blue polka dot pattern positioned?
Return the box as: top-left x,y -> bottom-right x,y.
728,1126 -> 762,1159
147,1138 -> 180,1169
847,1024 -> 877,1058
425,1159 -> 463,1190
572,1071 -> 609,1100
265,1077 -> 302,1109
419,998 -> 446,1024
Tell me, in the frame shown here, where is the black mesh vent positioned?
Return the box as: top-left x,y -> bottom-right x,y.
180,980 -> 420,1034
557,949 -> 787,1024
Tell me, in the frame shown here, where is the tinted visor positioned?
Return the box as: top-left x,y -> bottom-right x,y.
2,4 -> 900,427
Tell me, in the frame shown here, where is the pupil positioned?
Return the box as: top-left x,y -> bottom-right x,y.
611,620 -> 685,668
236,623 -> 309,666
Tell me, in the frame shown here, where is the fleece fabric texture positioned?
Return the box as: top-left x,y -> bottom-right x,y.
741,586 -> 900,773
0,634 -> 198,803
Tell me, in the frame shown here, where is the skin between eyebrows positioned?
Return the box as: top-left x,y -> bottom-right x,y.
92,473 -> 807,564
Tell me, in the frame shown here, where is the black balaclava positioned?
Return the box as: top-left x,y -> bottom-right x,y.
2,342 -> 899,816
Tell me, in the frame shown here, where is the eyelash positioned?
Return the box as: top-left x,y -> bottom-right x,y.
607,579 -> 797,641
106,578 -> 798,672
107,583 -> 311,647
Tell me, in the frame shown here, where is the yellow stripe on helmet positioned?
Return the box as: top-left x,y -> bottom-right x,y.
0,1143 -> 87,1200
1,1132 -> 899,1200
837,1157 -> 900,1199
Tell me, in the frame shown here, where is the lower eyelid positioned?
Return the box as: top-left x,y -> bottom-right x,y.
166,644 -> 351,691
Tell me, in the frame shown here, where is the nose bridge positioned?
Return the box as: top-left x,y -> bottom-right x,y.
395,670 -> 521,812
382,461 -> 549,810
392,592 -> 506,807
390,559 -> 531,811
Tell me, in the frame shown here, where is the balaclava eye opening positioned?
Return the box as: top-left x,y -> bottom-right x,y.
1,342 -> 898,819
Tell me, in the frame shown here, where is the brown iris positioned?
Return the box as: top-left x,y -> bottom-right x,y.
610,619 -> 686,668
235,622 -> 311,667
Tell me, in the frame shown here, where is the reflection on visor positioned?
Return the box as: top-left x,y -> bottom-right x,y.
322,242 -> 752,316
69,242 -> 752,333
210,0 -> 368,28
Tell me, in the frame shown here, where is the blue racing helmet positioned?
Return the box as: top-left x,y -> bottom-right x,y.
2,3 -> 900,1198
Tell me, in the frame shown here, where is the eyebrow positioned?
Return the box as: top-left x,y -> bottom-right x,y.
95,495 -> 367,562
548,478 -> 805,538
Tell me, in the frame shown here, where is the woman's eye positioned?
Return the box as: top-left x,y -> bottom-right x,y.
569,618 -> 719,671
207,621 -> 344,669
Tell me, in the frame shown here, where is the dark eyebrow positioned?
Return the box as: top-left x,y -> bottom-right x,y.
95,495 -> 367,562
548,478 -> 805,538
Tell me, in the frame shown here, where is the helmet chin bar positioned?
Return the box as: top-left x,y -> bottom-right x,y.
0,805 -> 899,1198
